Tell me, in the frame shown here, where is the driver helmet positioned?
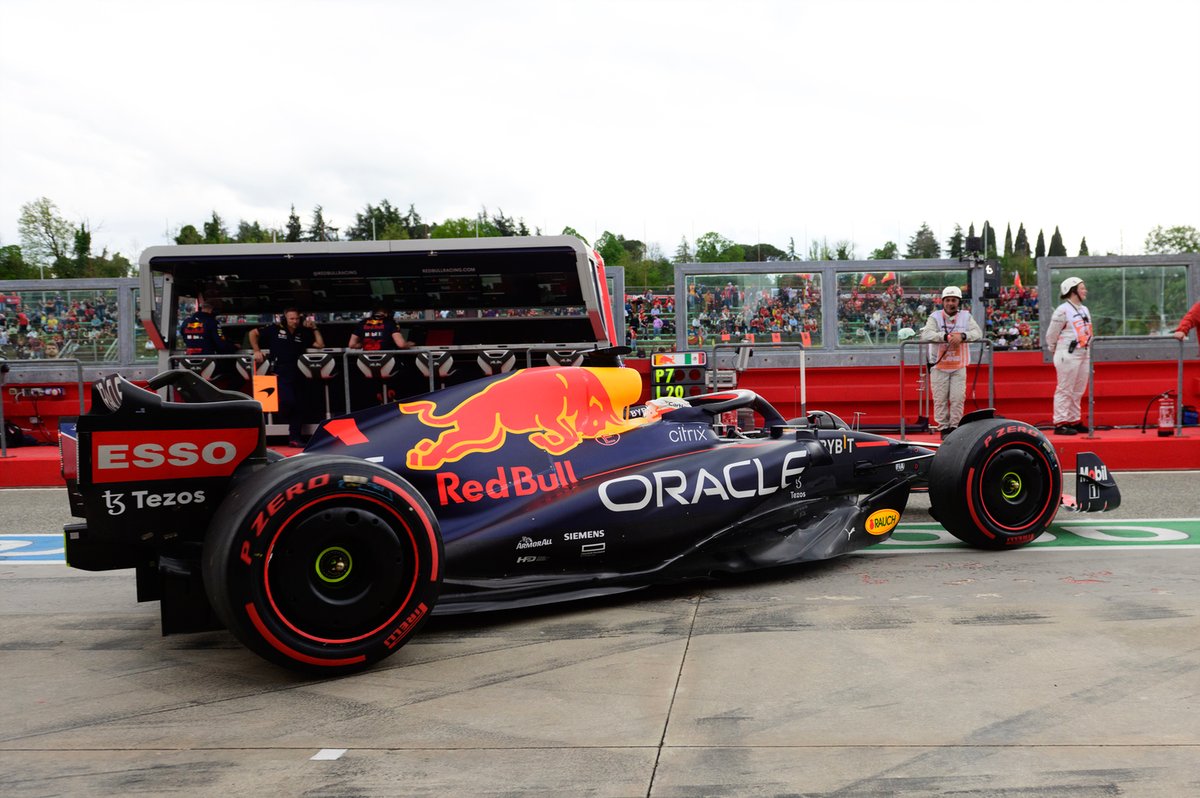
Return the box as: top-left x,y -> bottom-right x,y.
642,396 -> 691,422
1060,276 -> 1084,298
897,327 -> 917,341
941,286 -> 963,300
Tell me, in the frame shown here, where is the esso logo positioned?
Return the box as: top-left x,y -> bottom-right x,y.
97,441 -> 238,469
91,428 -> 259,483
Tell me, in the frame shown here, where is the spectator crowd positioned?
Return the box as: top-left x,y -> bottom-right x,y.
0,291 -> 121,361
0,279 -> 1043,363
623,275 -> 1041,353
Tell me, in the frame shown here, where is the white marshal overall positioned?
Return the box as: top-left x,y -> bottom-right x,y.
1045,293 -> 1093,430
918,303 -> 982,433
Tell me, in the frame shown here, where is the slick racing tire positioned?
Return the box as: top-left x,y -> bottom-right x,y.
202,455 -> 442,675
929,418 -> 1061,550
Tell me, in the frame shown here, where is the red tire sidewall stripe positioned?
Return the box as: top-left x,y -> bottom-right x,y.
260,492 -> 421,645
372,475 -> 439,581
244,601 -> 367,668
966,441 -> 1057,534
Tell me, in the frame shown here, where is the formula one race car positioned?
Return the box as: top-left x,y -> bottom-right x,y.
60,364 -> 1120,674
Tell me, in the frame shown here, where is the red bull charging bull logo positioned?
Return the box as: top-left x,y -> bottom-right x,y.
398,367 -> 643,470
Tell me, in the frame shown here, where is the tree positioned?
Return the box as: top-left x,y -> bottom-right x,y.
594,231 -> 628,267
473,208 -> 528,238
18,197 -> 74,275
786,237 -> 799,261
868,241 -> 900,260
345,200 -> 405,241
1144,225 -> 1200,254
722,243 -> 746,262
562,226 -> 588,246
49,222 -> 132,278
0,244 -> 37,279
946,224 -> 965,259
404,204 -> 428,239
640,257 -> 674,286
740,242 -> 787,261
833,240 -> 855,260
981,221 -> 998,258
306,206 -> 337,241
1003,224 -> 1013,258
59,223 -> 93,278
1048,226 -> 1067,257
673,236 -> 692,263
429,214 -> 480,236
622,237 -> 646,262
807,238 -> 836,261
202,211 -> 231,244
234,220 -> 276,243
490,208 -> 518,237
1035,229 -> 1046,259
92,249 -> 133,278
1078,237 -> 1090,256
1013,223 -> 1030,257
174,224 -> 204,245
1006,224 -> 1034,290
285,205 -> 303,242
905,223 -> 940,259
695,232 -> 735,262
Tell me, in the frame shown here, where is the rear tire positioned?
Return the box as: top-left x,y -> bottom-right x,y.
203,455 -> 442,674
930,418 -> 1061,550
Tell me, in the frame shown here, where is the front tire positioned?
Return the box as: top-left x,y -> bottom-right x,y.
930,418 -> 1061,550
203,455 -> 442,674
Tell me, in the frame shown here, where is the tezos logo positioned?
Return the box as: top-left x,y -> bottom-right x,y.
103,489 -> 207,515
102,490 -> 126,515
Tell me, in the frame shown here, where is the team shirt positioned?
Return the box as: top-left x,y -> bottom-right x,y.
352,315 -> 399,351
256,323 -> 317,379
181,311 -> 234,355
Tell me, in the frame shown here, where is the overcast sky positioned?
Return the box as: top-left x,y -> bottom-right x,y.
2,0 -> 1197,265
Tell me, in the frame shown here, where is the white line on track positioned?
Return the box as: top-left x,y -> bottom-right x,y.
863,544 -> 1200,554
310,749 -> 348,761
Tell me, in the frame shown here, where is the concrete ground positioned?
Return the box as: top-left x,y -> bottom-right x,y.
1,474 -> 1198,797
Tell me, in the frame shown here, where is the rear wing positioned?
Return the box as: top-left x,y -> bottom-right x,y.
61,372 -> 268,570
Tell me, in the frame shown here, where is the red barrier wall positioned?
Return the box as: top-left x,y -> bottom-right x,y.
738,353 -> 1199,430
630,353 -> 1200,431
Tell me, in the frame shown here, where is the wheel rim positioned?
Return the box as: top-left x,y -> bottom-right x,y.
265,500 -> 414,642
978,448 -> 1050,529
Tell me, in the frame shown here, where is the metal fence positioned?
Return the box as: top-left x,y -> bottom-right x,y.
1086,335 -> 1187,437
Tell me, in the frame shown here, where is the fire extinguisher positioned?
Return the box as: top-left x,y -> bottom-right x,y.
1158,392 -> 1175,437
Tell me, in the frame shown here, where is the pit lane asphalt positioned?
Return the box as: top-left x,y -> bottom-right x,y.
1,473 -> 1198,797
